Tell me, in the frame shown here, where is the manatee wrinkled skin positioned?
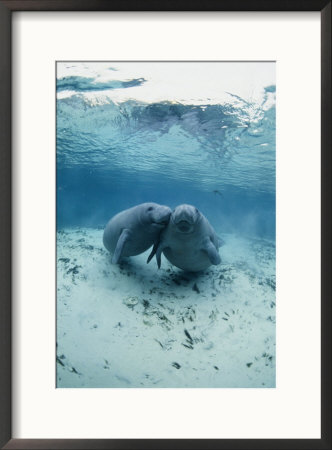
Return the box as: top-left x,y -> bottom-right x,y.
103,202 -> 172,264
147,204 -> 221,272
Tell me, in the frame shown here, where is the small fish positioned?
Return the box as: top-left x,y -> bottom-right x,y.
212,189 -> 224,198
172,362 -> 181,369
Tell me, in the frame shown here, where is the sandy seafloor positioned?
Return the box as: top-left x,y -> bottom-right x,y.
56,227 -> 276,388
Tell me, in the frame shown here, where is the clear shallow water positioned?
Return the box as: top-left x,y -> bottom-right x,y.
56,229 -> 276,388
57,62 -> 275,240
56,62 -> 276,388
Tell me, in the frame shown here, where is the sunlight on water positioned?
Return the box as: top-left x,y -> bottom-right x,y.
57,91 -> 275,193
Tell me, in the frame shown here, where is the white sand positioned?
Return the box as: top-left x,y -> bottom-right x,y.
56,228 -> 275,388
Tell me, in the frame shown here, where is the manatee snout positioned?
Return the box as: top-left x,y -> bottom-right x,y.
177,221 -> 191,232
171,204 -> 199,233
149,205 -> 172,228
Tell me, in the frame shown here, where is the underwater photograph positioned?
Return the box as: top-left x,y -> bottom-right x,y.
56,61 -> 276,388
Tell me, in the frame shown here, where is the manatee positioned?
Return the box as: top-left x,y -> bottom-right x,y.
103,203 -> 172,264
147,204 -> 221,272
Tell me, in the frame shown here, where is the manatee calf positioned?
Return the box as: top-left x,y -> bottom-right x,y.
147,204 -> 221,272
103,203 -> 172,264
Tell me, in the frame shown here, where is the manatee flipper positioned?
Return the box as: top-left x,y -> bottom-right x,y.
147,242 -> 158,264
112,229 -> 131,264
217,237 -> 225,248
156,246 -> 163,269
153,243 -> 168,269
203,239 -> 221,265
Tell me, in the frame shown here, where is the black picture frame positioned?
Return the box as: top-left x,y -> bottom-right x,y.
0,1 -> 331,449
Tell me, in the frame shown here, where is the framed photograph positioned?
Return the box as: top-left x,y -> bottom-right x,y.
0,2 -> 331,449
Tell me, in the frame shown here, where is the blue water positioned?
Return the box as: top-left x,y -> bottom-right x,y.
56,78 -> 275,240
56,63 -> 276,388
